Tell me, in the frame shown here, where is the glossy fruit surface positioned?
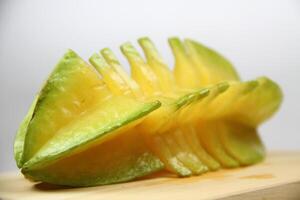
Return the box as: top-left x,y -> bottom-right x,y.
14,38 -> 282,186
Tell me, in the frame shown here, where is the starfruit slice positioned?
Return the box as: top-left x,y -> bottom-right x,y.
168,38 -> 282,167
90,44 -> 211,176
14,37 -> 282,187
15,50 -> 163,186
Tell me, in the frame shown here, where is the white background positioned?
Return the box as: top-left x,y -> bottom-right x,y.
0,0 -> 299,171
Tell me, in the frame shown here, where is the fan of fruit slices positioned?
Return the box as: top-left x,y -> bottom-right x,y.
14,37 -> 283,186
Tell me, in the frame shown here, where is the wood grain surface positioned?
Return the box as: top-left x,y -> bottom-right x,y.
0,151 -> 300,200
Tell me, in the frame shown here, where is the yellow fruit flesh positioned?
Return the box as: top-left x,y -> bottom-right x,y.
227,77 -> 282,127
90,57 -> 184,175
16,37 -> 283,186
91,41 -> 217,176
147,134 -> 192,176
121,43 -> 161,97
203,81 -> 258,120
168,38 -> 274,169
138,38 -> 176,94
122,44 -> 218,175
90,53 -> 132,96
21,50 -> 161,175
168,39 -> 241,169
178,82 -> 229,124
23,96 -> 160,170
101,48 -> 143,98
22,52 -> 112,163
172,129 -> 209,174
169,38 -> 201,89
184,39 -> 239,85
181,126 -> 220,171
89,38 -> 282,176
90,50 -> 196,176
197,122 -> 239,168
25,129 -> 163,186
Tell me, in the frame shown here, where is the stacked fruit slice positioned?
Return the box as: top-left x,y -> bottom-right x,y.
14,37 -> 282,186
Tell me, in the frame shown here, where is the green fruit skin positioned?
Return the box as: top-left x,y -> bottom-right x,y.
22,130 -> 164,187
14,96 -> 39,168
16,50 -> 164,186
219,122 -> 265,166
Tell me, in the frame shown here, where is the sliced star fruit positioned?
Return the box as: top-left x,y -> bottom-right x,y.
15,50 -> 163,186
90,44 -> 210,176
14,37 -> 282,186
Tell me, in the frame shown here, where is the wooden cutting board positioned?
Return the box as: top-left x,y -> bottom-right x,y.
0,151 -> 300,200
